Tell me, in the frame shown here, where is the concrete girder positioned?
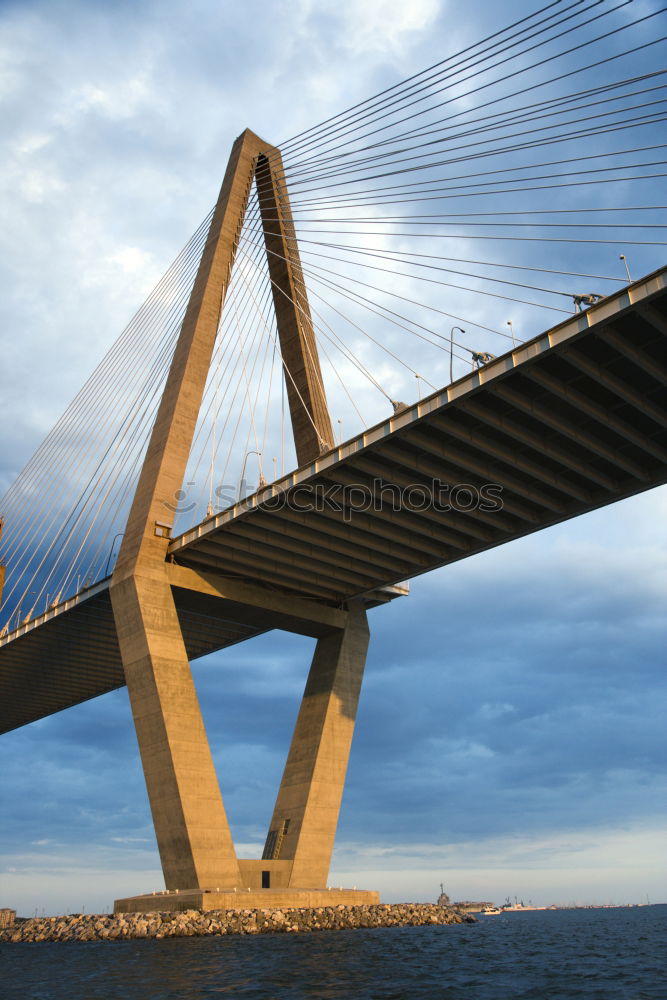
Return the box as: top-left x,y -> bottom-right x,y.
189,523 -> 384,591
395,426 -> 566,513
458,397 -> 618,492
179,541 -> 345,601
422,411 -> 590,503
596,323 -> 667,384
490,383 -> 646,483
560,348 -> 667,434
316,466 -> 493,546
262,497 -> 452,563
526,367 -> 667,464
350,448 -> 540,526
222,518 -> 391,583
241,503 -> 423,576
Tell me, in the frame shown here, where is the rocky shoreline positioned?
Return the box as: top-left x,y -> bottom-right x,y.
0,903 -> 473,943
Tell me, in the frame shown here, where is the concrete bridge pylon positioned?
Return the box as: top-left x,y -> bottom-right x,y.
109,130 -> 379,913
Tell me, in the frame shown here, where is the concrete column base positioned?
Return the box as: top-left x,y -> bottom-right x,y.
114,887 -> 380,914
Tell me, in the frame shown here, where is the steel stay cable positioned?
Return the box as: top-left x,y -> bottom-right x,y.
242,228 -> 602,341
308,240 -> 629,284
281,6 -> 665,179
0,213 -> 212,536
231,268 -> 272,470
234,241 -> 377,440
299,268 -> 466,383
275,227 -> 667,246
291,218 -> 667,229
296,204 -> 667,219
293,244 -> 571,317
2,301 -> 188,612
50,346 -> 181,608
79,365 -> 186,588
8,309 -> 187,617
279,0 -> 640,175
0,214 -> 212,549
288,36 -> 667,192
222,287 -> 276,501
244,300 -> 279,483
280,105 -> 667,190
234,233 -> 397,403
284,98 -> 667,195
182,293 -> 259,509
279,0 -> 608,162
278,0 -> 570,153
192,205 -> 280,499
216,285 -> 285,495
280,144 -> 667,206
12,334 -> 178,618
186,215 -> 277,504
187,283 -> 266,481
286,69 -> 667,177
309,329 -> 368,429
279,112 -> 667,197
187,201 -> 272,468
296,243 -> 604,302
0,263 -> 201,576
285,170 -> 667,211
11,213 -> 219,572
292,69 -> 667,170
239,236 -> 479,381
264,115 -> 667,206
193,285 -> 269,512
241,190 -> 336,425
283,95 -> 667,187
260,339 -> 279,471
0,226 -> 213,614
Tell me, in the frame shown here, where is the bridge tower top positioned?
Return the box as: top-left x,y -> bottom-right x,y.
113,128 -> 333,583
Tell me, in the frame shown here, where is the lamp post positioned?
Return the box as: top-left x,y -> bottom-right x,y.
104,532 -> 125,578
450,326 -> 465,383
619,254 -> 631,283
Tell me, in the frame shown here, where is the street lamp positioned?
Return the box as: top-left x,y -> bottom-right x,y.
104,532 -> 125,578
450,326 -> 465,383
619,254 -> 631,283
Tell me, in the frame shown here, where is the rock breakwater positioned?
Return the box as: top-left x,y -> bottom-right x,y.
0,903 -> 473,943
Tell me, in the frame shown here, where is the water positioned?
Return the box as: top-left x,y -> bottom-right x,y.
2,905 -> 665,999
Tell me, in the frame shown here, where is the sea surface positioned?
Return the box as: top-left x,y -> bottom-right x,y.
2,904 -> 665,999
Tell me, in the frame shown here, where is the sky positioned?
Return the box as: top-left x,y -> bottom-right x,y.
0,0 -> 666,916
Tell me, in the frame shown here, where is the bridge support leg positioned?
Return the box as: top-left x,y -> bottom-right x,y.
263,602 -> 370,888
111,574 -> 241,891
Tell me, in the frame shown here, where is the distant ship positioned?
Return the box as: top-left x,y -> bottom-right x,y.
501,901 -> 548,912
437,885 -> 496,912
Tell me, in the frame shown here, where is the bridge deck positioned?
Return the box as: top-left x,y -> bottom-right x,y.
1,265 -> 666,733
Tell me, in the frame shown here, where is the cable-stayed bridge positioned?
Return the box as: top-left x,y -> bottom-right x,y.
1,2 -> 666,911
2,265 -> 666,733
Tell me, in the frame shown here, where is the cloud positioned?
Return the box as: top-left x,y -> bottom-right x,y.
0,0 -> 665,915
330,823 -> 667,905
